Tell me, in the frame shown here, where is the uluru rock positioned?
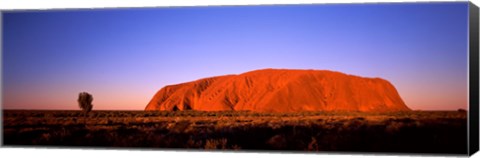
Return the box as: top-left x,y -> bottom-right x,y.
145,69 -> 410,112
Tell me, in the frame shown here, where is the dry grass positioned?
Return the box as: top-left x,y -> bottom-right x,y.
2,110 -> 467,154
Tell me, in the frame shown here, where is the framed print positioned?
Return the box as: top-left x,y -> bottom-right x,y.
2,1 -> 479,157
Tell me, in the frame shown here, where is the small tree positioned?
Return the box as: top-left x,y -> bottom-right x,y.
78,92 -> 93,120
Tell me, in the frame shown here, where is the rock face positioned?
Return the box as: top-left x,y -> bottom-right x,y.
145,69 -> 410,112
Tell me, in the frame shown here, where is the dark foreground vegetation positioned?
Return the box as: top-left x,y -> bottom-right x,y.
3,110 -> 467,154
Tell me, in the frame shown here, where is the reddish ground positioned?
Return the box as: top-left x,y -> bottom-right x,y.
3,110 -> 467,155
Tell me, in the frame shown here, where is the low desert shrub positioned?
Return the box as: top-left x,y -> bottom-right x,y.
204,138 -> 228,149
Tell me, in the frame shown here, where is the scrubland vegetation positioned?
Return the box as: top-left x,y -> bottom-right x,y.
3,110 -> 467,154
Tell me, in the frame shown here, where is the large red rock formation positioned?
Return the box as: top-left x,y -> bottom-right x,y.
145,69 -> 410,112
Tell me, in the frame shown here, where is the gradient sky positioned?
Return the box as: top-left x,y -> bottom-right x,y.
2,2 -> 469,110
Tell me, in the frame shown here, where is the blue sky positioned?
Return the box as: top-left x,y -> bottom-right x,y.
2,2 -> 469,110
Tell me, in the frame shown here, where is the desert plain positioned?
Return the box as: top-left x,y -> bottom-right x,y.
2,110 -> 467,154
